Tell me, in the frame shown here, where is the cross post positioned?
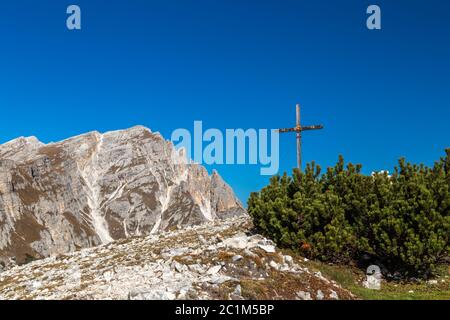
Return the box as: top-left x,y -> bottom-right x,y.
277,104 -> 324,170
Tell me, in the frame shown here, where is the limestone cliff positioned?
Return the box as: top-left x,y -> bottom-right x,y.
0,126 -> 245,265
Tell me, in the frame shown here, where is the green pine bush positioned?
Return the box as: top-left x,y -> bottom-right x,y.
248,150 -> 450,278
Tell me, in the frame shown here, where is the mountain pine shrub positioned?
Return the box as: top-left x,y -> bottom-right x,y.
248,150 -> 450,278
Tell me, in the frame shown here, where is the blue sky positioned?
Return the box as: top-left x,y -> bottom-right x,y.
0,1 -> 449,203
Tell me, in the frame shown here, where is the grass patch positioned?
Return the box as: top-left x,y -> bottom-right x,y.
301,259 -> 450,300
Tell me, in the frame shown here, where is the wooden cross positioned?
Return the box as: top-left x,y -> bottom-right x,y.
277,104 -> 324,170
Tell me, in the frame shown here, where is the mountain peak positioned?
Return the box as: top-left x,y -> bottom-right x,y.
0,126 -> 245,265
2,135 -> 42,146
0,136 -> 44,162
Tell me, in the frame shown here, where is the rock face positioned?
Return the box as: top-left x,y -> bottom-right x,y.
0,126 -> 245,265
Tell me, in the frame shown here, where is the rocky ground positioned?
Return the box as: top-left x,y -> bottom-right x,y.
0,217 -> 354,300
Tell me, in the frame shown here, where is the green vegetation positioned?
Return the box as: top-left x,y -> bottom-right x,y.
299,258 -> 449,300
248,150 -> 450,279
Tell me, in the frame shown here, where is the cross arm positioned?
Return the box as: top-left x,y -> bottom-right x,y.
301,124 -> 324,131
277,127 -> 300,133
277,124 -> 324,133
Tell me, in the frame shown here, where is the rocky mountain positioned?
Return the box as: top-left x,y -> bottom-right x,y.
0,126 -> 245,266
0,216 -> 354,300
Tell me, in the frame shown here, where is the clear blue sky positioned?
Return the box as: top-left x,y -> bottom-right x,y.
1,1 -> 449,204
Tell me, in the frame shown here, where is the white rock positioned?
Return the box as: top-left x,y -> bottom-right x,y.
31,280 -> 42,290
269,261 -> 279,270
188,264 -> 206,274
232,255 -> 243,262
172,261 -> 185,273
257,244 -> 276,253
329,290 -> 339,300
283,255 -> 293,265
177,288 -> 190,299
208,275 -> 233,284
168,247 -> 190,257
297,291 -> 312,300
316,290 -> 324,300
222,235 -> 248,250
232,284 -> 242,296
198,235 -> 208,245
243,249 -> 257,258
279,264 -> 290,272
314,271 -> 329,282
131,289 -> 176,300
166,291 -> 176,300
190,249 -> 202,255
207,265 -> 222,275
363,275 -> 381,290
257,238 -> 275,246
103,270 -> 115,282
